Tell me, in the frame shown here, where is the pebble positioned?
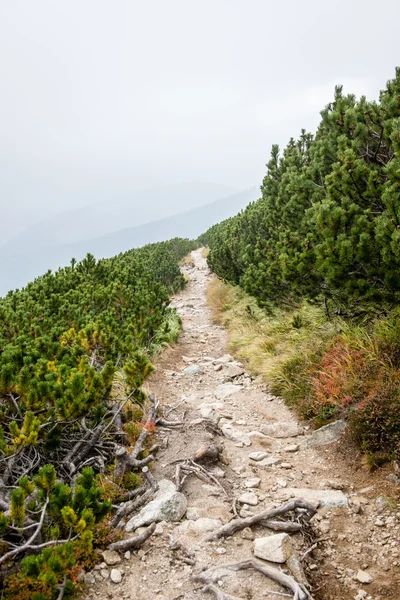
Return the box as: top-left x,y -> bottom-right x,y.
355,570 -> 373,584
110,569 -> 123,584
248,451 -> 268,462
244,478 -> 261,489
238,492 -> 259,506
284,444 -> 300,453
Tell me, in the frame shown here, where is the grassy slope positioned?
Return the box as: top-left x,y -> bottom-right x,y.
207,278 -> 400,466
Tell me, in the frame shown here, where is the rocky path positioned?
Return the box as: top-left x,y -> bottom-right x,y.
87,249 -> 399,600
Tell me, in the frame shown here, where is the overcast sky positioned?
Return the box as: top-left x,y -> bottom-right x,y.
1,0 -> 399,237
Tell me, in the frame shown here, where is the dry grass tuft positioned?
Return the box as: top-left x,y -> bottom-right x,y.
206,278 -> 335,386
201,247 -> 210,259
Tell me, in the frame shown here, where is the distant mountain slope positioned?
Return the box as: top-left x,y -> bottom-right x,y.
0,187 -> 257,295
0,182 -> 236,256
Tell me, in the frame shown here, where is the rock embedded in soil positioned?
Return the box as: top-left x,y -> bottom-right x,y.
284,444 -> 300,453
238,492 -> 259,506
244,477 -> 261,488
110,569 -> 122,584
248,451 -> 268,462
215,383 -> 243,399
304,419 -> 346,447
261,422 -> 302,438
355,570 -> 373,584
125,479 -> 187,532
253,533 -> 293,563
183,364 -> 203,375
277,487 -> 348,508
224,364 -> 245,379
102,550 -> 122,566
214,354 -> 234,364
221,423 -> 251,446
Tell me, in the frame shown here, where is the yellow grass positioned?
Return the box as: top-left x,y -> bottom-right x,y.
206,278 -> 336,384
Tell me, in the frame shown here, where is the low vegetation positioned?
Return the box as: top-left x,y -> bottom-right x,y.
201,68 -> 400,467
0,237 -> 195,598
207,278 -> 400,464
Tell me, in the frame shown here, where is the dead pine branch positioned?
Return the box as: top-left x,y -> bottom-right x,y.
109,522 -> 156,552
195,559 -> 313,600
204,499 -> 316,542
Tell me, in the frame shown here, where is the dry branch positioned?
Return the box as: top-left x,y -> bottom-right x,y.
204,499 -> 316,542
195,559 -> 313,600
109,522 -> 156,552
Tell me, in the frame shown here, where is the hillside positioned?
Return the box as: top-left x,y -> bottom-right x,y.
0,187 -> 256,295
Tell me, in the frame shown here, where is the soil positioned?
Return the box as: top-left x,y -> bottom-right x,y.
86,249 -> 400,600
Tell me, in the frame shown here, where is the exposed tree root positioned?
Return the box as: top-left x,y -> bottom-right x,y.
204,499 -> 316,542
195,559 -> 313,600
109,522 -> 156,552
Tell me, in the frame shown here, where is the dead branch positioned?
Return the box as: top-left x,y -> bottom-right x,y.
204,499 -> 316,542
109,522 -> 156,552
195,559 -> 313,600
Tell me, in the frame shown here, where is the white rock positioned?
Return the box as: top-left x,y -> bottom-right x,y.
216,383 -> 243,399
277,487 -> 348,508
248,451 -> 268,462
224,364 -> 245,378
125,479 -> 187,532
238,492 -> 258,506
110,568 -> 122,584
200,406 -> 220,424
102,550 -> 122,566
284,444 -> 300,453
355,570 -> 373,584
215,354 -> 234,364
183,365 -> 203,375
258,456 -> 281,467
354,591 -> 368,600
221,424 -> 251,446
261,422 -> 302,438
244,478 -> 261,489
253,533 -> 293,563
187,518 -> 222,533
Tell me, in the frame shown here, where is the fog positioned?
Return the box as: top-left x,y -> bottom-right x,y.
0,0 -> 399,245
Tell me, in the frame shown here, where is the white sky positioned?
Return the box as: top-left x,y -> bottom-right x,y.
0,0 -> 399,233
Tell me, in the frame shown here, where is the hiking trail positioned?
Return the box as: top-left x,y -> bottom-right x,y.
87,249 -> 399,600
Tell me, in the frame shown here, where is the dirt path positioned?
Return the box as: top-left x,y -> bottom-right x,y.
88,249 -> 399,600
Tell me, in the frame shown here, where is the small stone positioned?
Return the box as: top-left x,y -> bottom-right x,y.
244,478 -> 261,489
216,547 -> 226,555
100,569 -> 109,580
249,451 -> 268,462
253,533 -> 293,563
258,456 -> 281,467
221,424 -> 251,446
354,591 -> 368,600
355,570 -> 373,584
284,444 -> 300,453
84,572 -> 96,585
102,550 -> 122,566
187,518 -> 222,533
110,569 -> 123,584
280,462 -> 293,469
277,479 -> 287,488
183,365 -> 203,375
386,474 -> 400,485
238,492 -> 258,506
214,364 -> 223,371
124,551 -> 131,560
374,519 -> 385,527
